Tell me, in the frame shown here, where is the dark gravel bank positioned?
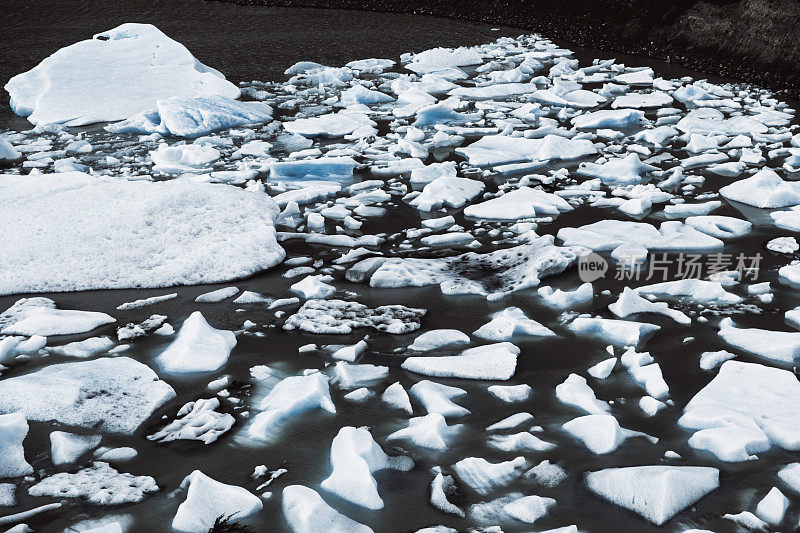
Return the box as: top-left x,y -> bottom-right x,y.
214,0 -> 800,96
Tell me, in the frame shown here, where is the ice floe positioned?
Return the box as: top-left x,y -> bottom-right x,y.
1,173 -> 283,294
0,357 -> 175,434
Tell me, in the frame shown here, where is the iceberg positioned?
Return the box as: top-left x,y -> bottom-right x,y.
5,23 -> 240,126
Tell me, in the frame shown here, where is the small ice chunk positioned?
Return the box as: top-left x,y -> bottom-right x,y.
248,373 -> 335,439
156,312 -> 236,373
568,316 -> 659,347
0,413 -> 33,478
755,487 -> 789,525
487,384 -> 531,403
408,329 -> 470,351
473,307 -> 555,340
555,374 -> 610,415
0,357 -> 175,434
7,23 -> 240,126
50,431 -> 101,465
172,470 -> 262,533
486,412 -> 534,432
452,456 -> 526,495
387,413 -> 455,451
147,397 -> 234,444
588,357 -> 616,379
321,426 -> 413,509
409,381 -> 469,418
381,382 -> 413,414
402,342 -> 519,380
291,275 -> 336,299
585,465 -> 719,525
537,283 -> 593,308
563,414 -> 656,454
282,485 -> 372,533
194,287 -> 239,303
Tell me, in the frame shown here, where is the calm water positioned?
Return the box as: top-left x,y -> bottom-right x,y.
1,1 -> 796,532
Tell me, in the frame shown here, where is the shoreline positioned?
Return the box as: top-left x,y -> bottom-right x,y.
210,0 -> 800,97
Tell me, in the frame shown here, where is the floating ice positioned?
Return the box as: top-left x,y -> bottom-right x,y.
172,471 -> 262,533
369,237 -> 579,300
5,23 -> 239,126
487,384 -> 532,403
321,426 -> 413,509
720,168 -> 800,208
50,431 -> 101,465
381,382 -> 413,414
1,173 -> 284,294
584,466 -> 719,525
568,317 -> 659,347
283,299 -> 425,334
755,487 -> 789,525
486,412 -> 534,432
430,471 -> 463,516
109,94 -> 273,137
402,342 -> 519,380
282,485 -> 372,533
452,456 -> 526,495
148,398 -> 234,444
557,220 -> 723,252
248,373 -> 336,439
0,357 -> 176,434
572,109 -> 647,129
271,157 -> 357,183
409,176 -> 485,212
563,414 -> 656,454
455,134 -> 596,167
537,283 -> 593,309
284,111 -> 375,138
488,432 -> 555,452
408,329 -> 470,351
29,462 -> 158,505
1,307 -> 114,337
463,187 -> 572,220
156,312 -> 236,373
387,413 -> 456,451
681,360 -> 800,458
290,275 -> 336,299
609,287 -> 690,324
409,381 -> 470,418
0,413 -> 33,478
555,374 -> 610,415
577,154 -> 658,185
718,317 -> 800,364
473,307 -> 554,340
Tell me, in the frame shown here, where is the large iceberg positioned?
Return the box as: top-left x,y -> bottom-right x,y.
0,173 -> 284,294
5,23 -> 239,126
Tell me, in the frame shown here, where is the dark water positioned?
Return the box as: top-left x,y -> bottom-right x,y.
2,1 -> 798,532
